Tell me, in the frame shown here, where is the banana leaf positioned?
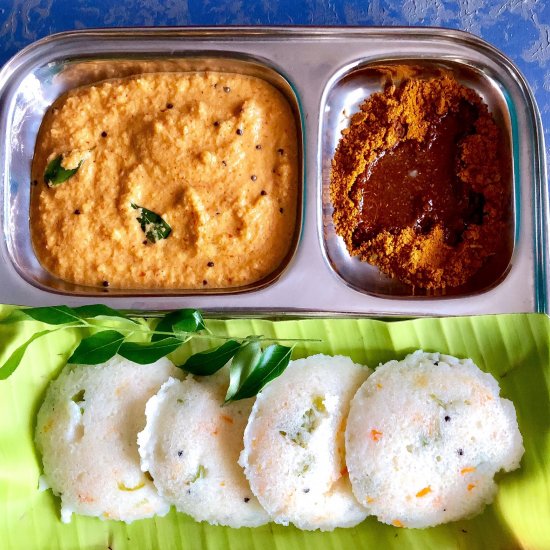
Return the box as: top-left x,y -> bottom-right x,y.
0,306 -> 548,550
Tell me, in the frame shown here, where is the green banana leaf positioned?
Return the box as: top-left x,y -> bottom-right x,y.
0,306 -> 548,550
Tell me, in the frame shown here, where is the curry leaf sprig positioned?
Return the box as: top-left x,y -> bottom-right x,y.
0,305 -> 304,402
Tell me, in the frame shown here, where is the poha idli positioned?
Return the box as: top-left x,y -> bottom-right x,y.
138,370 -> 269,527
345,351 -> 524,528
35,356 -> 179,523
240,354 -> 371,531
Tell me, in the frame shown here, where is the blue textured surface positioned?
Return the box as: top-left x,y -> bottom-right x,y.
0,0 -> 549,169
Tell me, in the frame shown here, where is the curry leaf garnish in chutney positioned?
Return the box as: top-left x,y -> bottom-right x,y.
131,203 -> 172,243
44,155 -> 82,187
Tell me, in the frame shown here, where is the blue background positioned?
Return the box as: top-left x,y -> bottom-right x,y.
0,0 -> 549,174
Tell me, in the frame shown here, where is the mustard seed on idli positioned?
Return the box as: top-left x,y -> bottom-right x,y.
138,370 -> 269,528
240,354 -> 371,531
345,351 -> 524,528
35,356 -> 179,523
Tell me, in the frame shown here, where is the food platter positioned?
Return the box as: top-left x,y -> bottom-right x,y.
0,26 -> 549,550
0,27 -> 547,314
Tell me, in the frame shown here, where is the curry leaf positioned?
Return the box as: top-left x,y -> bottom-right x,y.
10,305 -> 134,326
68,330 -> 125,365
72,304 -> 135,322
21,306 -> 83,325
131,203 -> 171,243
118,337 -> 183,364
173,317 -> 207,336
180,340 -> 241,376
225,344 -> 293,403
0,330 -> 53,380
225,339 -> 262,402
44,155 -> 82,187
151,309 -> 206,342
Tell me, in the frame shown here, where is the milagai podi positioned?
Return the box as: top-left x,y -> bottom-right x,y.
331,74 -> 510,289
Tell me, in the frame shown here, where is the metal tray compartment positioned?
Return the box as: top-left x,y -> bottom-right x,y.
0,28 -> 547,315
320,59 -> 514,298
3,55 -> 304,296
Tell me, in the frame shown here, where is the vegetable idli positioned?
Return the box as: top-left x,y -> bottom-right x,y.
138,370 -> 269,527
240,354 -> 371,531
345,351 -> 524,528
35,356 -> 179,523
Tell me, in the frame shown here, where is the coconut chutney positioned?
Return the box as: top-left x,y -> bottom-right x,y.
30,72 -> 299,289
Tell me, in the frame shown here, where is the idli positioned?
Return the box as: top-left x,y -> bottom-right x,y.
35,355 -> 179,523
138,370 -> 269,527
345,350 -> 524,528
239,354 -> 371,531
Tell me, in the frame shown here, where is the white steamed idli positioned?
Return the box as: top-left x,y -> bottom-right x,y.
138,369 -> 269,527
345,350 -> 524,528
35,355 -> 180,523
239,354 -> 371,531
